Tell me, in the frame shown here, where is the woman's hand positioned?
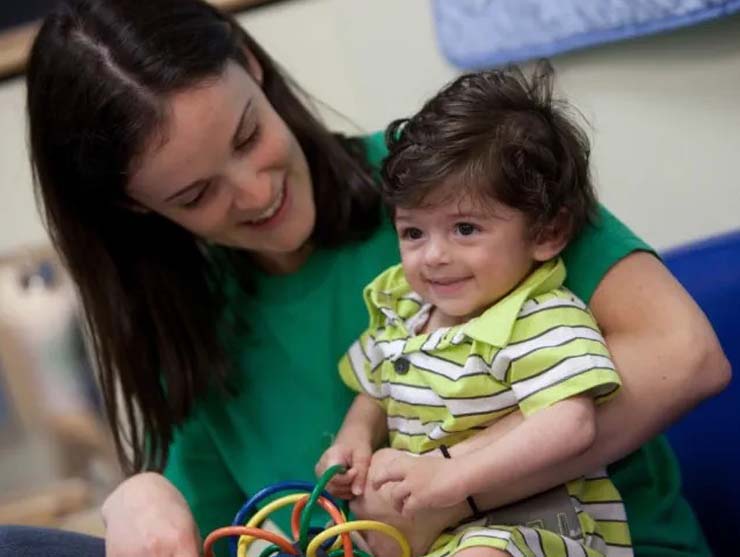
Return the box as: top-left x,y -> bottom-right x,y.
102,472 -> 200,557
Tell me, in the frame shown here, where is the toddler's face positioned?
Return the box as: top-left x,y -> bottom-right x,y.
395,189 -> 547,327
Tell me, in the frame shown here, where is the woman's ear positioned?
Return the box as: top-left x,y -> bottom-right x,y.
244,48 -> 263,85
531,211 -> 572,262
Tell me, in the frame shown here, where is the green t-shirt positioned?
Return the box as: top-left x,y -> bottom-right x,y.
164,132 -> 709,557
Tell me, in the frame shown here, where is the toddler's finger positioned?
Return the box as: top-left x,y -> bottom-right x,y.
401,494 -> 419,518
370,460 -> 405,489
390,481 -> 412,515
350,462 -> 370,496
328,475 -> 353,490
326,481 -> 353,499
327,486 -> 353,500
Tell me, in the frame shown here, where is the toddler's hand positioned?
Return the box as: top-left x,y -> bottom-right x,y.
353,448 -> 469,557
370,449 -> 463,516
315,442 -> 372,499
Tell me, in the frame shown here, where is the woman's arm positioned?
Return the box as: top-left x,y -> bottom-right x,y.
103,414 -> 245,557
103,472 -> 202,557
449,251 -> 731,509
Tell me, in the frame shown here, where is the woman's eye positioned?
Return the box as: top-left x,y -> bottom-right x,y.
182,184 -> 210,209
455,222 -> 478,236
235,125 -> 260,153
401,227 -> 424,240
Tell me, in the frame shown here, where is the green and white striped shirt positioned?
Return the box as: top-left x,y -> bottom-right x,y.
339,257 -> 632,554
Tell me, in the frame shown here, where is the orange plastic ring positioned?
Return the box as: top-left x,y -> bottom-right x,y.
203,526 -> 297,557
290,495 -> 352,557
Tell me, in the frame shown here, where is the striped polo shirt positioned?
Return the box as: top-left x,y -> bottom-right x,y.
339,257 -> 632,554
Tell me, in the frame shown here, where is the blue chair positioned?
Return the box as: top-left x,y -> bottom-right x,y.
663,230 -> 740,556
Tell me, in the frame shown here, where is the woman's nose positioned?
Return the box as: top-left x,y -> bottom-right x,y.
229,165 -> 272,212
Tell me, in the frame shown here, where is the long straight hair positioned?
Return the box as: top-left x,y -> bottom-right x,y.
27,0 -> 381,473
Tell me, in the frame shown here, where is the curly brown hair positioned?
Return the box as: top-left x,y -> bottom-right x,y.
381,61 -> 596,242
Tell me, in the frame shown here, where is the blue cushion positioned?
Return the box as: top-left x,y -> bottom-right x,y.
663,230 -> 740,555
432,1 -> 740,70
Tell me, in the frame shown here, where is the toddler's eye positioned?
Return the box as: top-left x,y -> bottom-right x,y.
455,222 -> 478,236
401,227 -> 424,240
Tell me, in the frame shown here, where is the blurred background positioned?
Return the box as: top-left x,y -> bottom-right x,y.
0,0 -> 738,543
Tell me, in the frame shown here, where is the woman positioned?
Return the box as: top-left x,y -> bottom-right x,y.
1,0 -> 729,556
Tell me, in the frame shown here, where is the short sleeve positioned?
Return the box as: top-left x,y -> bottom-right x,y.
562,205 -> 656,303
506,303 -> 621,415
338,328 -> 383,399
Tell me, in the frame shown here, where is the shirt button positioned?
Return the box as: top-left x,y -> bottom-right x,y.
394,357 -> 410,374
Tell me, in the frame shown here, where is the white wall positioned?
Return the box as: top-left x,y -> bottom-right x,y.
1,0 -> 739,254
0,77 -> 38,253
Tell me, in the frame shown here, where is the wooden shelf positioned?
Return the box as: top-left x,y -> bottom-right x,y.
0,0 -> 279,81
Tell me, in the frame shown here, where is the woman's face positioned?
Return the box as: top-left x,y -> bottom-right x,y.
127,61 -> 315,272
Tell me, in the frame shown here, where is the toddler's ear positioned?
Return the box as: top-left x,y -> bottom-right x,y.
531,211 -> 571,262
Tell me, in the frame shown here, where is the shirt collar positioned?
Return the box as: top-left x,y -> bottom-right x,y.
463,258 -> 566,347
364,264 -> 420,329
364,258 -> 566,346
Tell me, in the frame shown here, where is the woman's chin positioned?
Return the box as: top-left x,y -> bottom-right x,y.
250,242 -> 314,274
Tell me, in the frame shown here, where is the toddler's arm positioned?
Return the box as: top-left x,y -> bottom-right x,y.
373,395 -> 595,515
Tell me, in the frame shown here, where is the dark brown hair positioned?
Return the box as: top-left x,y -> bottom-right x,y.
27,0 -> 381,473
382,61 -> 596,241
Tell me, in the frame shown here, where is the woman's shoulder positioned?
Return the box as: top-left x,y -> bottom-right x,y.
562,205 -> 656,303
357,130 -> 388,172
